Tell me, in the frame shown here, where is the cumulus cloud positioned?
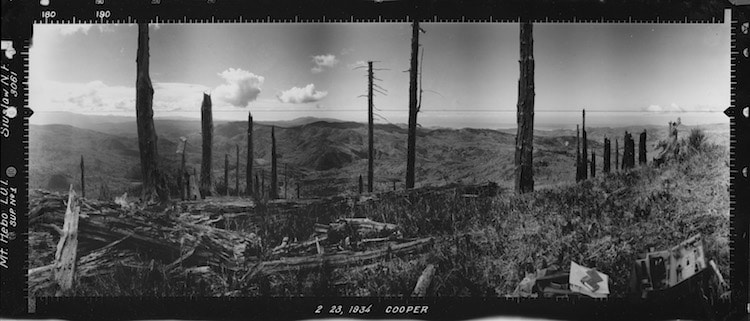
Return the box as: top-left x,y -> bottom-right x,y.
644,103 -> 684,113
213,68 -> 264,107
277,84 -> 328,104
311,54 -> 338,73
30,79 -> 210,114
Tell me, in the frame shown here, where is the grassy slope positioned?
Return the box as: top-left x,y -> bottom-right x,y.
304,139 -> 729,297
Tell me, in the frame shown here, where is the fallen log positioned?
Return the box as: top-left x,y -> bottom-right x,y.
255,237 -> 434,275
29,190 -> 261,272
411,264 -> 436,297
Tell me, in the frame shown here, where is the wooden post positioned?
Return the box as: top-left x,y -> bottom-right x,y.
200,93 -> 214,197
135,23 -> 167,202
235,144 -> 239,196
603,138 -> 611,173
246,112 -> 253,197
406,18 -> 420,189
270,126 -> 279,199
581,109 -> 588,180
639,130 -> 647,165
411,264 -> 436,297
592,151 -> 597,177
615,139 -> 619,171
514,21 -> 535,194
576,124 -> 583,182
54,186 -> 80,295
368,61 -> 375,193
79,155 -> 85,198
224,153 -> 229,196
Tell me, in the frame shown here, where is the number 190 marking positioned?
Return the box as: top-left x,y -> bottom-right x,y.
96,10 -> 111,19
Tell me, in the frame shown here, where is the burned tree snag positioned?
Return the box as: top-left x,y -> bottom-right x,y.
236,144 -> 240,196
406,19 -> 420,189
54,186 -> 80,295
623,132 -> 635,170
581,109 -> 588,180
246,112 -> 253,197
639,130 -> 647,165
270,126 -> 279,199
199,93 -> 215,197
359,174 -> 363,194
135,23 -> 168,203
603,138 -> 611,173
514,21 -> 535,194
368,61 -> 375,193
80,155 -> 85,198
576,125 -> 583,182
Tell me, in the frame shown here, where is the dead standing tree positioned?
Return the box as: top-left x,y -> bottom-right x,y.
576,125 -> 582,182
270,126 -> 279,199
639,130 -> 647,165
135,23 -> 168,203
514,21 -> 535,194
406,18 -> 421,189
368,61 -> 375,193
581,109 -> 588,180
200,93 -> 215,197
603,137 -> 611,173
246,112 -> 254,197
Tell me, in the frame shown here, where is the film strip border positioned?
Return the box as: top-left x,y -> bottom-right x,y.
0,0 -> 747,319
729,5 -> 750,318
1,0 -> 734,37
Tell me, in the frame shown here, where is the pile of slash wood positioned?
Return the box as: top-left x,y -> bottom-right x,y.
28,188 -> 434,295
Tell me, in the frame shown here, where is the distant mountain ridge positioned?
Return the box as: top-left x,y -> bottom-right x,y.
29,113 -> 730,198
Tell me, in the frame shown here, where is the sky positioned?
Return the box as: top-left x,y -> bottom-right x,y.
29,15 -> 730,129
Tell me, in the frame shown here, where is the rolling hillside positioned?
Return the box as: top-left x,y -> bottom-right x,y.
29,115 -> 730,199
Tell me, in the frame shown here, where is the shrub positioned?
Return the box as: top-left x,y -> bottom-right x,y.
687,128 -> 706,152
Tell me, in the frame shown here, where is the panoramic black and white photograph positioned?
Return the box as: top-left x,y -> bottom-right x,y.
26,15 -> 731,309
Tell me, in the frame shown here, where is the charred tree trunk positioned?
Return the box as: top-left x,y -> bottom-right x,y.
235,145 -> 240,196
270,126 -> 279,199
224,153 -> 229,196
368,61 -> 375,193
639,130 -> 647,165
246,112 -> 253,197
590,151 -> 596,178
603,138 -> 611,173
80,155 -> 85,198
581,109 -> 588,180
199,93 -> 214,197
359,174 -> 363,194
576,125 -> 583,182
406,19 -> 420,189
135,23 -> 168,203
514,21 -> 535,194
